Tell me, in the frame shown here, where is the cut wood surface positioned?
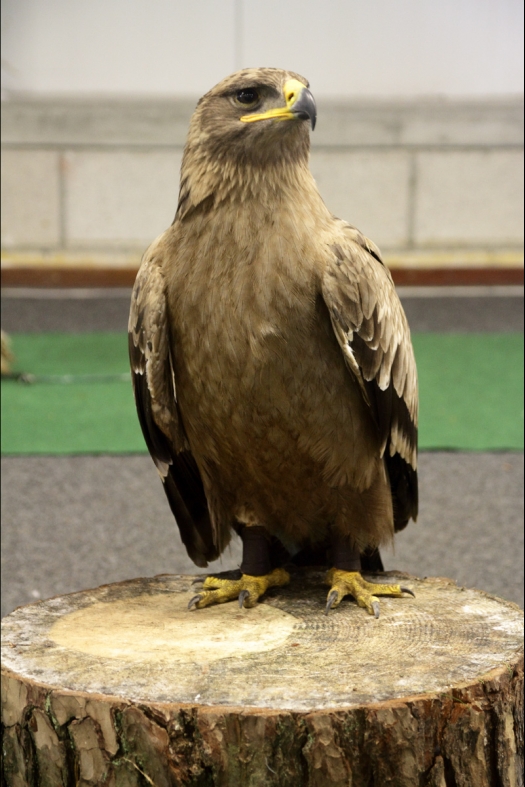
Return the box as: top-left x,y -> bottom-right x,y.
1,569 -> 523,787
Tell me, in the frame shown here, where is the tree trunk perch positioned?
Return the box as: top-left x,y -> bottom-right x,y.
1,570 -> 523,787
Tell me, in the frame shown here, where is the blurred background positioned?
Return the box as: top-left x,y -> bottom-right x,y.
1,0 -> 523,617
1,0 -> 524,273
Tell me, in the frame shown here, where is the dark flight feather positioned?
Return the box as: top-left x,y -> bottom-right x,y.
128,251 -> 218,566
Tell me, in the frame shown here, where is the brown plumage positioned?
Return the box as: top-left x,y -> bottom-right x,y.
129,68 -> 418,611
1,331 -> 14,377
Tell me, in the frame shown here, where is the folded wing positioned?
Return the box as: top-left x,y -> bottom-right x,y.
321,224 -> 419,529
128,245 -> 219,566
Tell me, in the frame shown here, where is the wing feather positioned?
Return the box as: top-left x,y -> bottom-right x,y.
128,241 -> 219,566
322,225 -> 419,527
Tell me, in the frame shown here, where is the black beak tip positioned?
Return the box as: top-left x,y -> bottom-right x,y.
293,88 -> 317,131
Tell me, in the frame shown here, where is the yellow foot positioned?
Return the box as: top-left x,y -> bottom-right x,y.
325,568 -> 415,618
188,568 -> 290,610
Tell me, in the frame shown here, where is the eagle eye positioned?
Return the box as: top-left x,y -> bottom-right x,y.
235,89 -> 260,107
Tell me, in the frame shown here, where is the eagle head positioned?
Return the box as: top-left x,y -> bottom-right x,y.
176,68 -> 317,217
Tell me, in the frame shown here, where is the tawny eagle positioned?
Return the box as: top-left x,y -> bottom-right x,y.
129,68 -> 418,616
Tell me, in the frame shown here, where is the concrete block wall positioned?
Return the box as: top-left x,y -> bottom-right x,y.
1,97 -> 523,266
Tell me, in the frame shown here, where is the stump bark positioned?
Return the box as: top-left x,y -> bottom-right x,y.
1,570 -> 523,787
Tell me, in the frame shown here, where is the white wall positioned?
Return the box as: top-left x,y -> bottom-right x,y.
1,0 -> 523,98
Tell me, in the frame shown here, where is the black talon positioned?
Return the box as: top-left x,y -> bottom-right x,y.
372,601 -> 380,619
188,595 -> 201,610
401,587 -> 415,598
191,577 -> 205,585
324,590 -> 338,615
238,589 -> 250,608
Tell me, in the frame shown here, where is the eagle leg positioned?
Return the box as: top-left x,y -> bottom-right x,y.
188,568 -> 290,610
324,568 -> 414,617
324,536 -> 414,616
188,524 -> 290,610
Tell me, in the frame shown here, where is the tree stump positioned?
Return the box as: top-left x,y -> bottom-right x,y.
1,569 -> 523,787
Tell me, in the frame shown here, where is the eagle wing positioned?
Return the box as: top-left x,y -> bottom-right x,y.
321,224 -> 419,529
128,242 -> 219,566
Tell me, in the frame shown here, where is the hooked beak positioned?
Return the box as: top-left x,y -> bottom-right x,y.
240,78 -> 317,131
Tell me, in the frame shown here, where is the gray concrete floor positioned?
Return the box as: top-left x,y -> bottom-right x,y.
1,287 -> 523,617
1,286 -> 524,334
1,452 -> 523,617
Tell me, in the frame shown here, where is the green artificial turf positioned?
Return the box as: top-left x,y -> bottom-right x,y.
1,333 -> 143,454
1,332 -> 523,455
413,333 -> 523,451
